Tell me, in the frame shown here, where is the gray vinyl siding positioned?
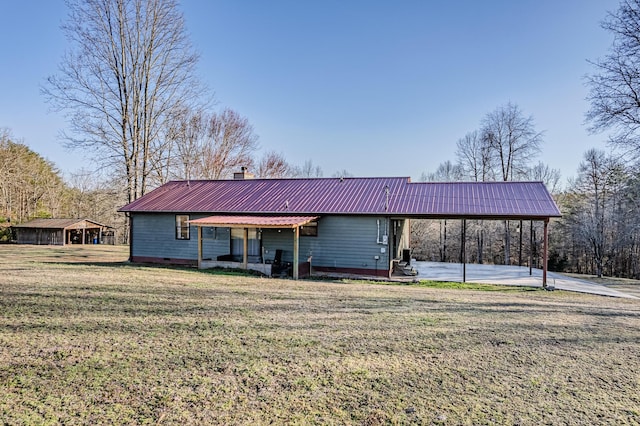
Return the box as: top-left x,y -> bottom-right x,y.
262,216 -> 391,271
132,213 -> 228,261
132,213 -> 394,270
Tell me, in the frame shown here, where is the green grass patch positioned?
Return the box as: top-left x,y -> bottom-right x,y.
413,280 -> 543,292
337,277 -> 542,292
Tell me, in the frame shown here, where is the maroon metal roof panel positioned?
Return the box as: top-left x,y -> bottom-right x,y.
12,218 -> 110,229
189,215 -> 318,228
119,178 -> 561,219
120,177 -> 405,214
389,181 -> 561,218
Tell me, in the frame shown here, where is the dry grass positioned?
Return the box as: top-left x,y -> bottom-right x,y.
1,245 -> 639,425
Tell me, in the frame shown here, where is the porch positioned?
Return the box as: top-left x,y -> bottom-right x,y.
189,215 -> 318,279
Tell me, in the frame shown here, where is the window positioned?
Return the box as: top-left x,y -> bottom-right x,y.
299,221 -> 318,237
231,228 -> 261,258
176,215 -> 190,240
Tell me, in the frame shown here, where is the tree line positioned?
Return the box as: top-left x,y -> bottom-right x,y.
0,129 -> 125,242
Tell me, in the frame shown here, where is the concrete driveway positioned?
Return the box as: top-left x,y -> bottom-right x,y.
412,261 -> 639,299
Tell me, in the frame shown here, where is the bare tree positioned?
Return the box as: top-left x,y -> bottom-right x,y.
481,102 -> 543,264
44,0 -> 202,203
567,149 -> 625,277
526,162 -> 562,194
159,105 -> 207,182
455,131 -> 495,182
67,170 -> 129,243
331,169 -> 354,178
481,102 -> 543,181
197,108 -> 258,179
295,159 -> 324,178
256,151 -> 294,178
424,161 -> 464,182
158,107 -> 259,180
586,0 -> 640,159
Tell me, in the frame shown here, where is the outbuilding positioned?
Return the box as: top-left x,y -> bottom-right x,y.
12,218 -> 113,245
119,174 -> 561,284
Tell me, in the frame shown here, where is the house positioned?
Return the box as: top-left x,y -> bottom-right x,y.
12,218 -> 114,245
118,173 -> 561,283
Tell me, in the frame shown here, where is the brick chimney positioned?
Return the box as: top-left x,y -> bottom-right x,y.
233,166 -> 254,180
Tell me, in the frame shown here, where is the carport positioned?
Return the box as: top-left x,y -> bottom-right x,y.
392,182 -> 562,287
439,217 -> 550,286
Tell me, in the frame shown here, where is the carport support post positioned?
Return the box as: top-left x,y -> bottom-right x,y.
293,226 -> 299,280
529,220 -> 533,276
543,219 -> 549,288
461,219 -> 466,283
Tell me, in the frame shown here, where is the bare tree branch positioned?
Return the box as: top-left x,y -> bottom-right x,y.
43,0 -> 203,203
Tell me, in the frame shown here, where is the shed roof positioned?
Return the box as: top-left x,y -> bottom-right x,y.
12,218 -> 110,230
119,177 -> 561,220
189,215 -> 318,228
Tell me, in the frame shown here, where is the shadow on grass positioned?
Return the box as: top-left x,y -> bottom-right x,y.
48,260 -> 273,279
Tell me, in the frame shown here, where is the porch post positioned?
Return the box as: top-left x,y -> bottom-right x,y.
197,226 -> 203,269
243,228 -> 249,270
82,227 -> 86,245
293,226 -> 299,280
543,219 -> 549,288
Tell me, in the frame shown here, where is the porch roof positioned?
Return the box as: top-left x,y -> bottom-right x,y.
189,215 -> 319,229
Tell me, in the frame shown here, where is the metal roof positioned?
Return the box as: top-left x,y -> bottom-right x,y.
189,215 -> 318,228
119,177 -> 561,219
12,218 -> 110,229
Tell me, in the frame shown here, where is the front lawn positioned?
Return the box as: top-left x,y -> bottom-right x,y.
1,245 -> 639,424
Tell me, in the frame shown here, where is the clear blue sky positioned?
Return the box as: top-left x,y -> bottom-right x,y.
0,0 -> 620,184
